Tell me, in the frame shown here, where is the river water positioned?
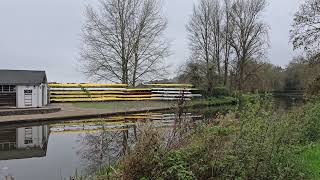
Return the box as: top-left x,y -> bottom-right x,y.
0,105 -> 231,180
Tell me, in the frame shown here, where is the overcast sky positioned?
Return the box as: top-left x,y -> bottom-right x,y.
0,0 -> 304,83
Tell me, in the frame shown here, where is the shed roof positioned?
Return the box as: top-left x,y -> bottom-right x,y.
0,70 -> 47,85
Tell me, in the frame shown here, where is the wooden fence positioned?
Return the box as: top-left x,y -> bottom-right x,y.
48,83 -> 202,103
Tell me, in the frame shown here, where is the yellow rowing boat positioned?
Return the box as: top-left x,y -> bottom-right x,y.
49,83 -> 128,87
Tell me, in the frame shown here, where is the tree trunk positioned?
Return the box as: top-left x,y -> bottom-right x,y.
132,51 -> 139,87
224,58 -> 229,86
238,58 -> 245,91
224,34 -> 230,86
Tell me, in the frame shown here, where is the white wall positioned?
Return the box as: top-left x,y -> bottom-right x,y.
42,84 -> 48,106
16,84 -> 48,108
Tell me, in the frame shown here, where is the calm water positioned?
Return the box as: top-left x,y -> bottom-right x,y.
0,106 -> 229,180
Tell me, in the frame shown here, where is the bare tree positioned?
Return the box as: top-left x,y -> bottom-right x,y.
186,0 -> 224,94
186,0 -> 268,92
211,0 -> 224,83
228,0 -> 269,91
80,0 -> 170,86
222,0 -> 233,86
291,0 -> 320,58
130,0 -> 170,86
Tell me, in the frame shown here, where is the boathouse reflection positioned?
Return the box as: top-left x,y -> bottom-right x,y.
0,126 -> 49,160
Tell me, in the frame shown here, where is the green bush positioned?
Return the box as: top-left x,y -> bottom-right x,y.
302,101 -> 320,142
212,87 -> 230,97
161,151 -> 195,180
97,98 -> 320,179
123,132 -> 165,179
191,97 -> 237,108
221,99 -> 306,179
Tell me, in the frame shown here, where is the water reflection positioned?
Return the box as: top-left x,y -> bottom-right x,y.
49,112 -> 203,134
0,126 -> 49,161
273,96 -> 305,111
78,130 -> 124,174
0,107 -> 229,179
72,112 -> 204,174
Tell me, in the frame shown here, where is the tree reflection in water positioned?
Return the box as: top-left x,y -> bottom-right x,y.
76,103 -> 205,175
77,124 -> 136,174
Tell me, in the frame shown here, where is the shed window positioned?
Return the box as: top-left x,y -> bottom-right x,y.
0,85 -> 16,92
9,86 -> 15,92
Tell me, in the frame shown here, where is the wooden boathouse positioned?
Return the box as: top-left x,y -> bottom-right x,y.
0,70 -> 48,108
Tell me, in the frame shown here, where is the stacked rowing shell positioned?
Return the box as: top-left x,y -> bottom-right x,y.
49,83 -> 202,102
49,83 -> 152,102
145,84 -> 202,101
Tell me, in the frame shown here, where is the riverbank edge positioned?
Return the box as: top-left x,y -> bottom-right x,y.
0,98 -> 237,125
0,107 -> 61,116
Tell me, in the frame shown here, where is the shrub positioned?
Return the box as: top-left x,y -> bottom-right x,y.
212,87 -> 230,97
221,99 -> 306,179
118,126 -> 166,180
161,151 -> 195,180
97,98 -> 320,179
306,76 -> 320,98
302,101 -> 320,142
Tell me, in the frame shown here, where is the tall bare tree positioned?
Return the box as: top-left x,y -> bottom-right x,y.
228,0 -> 269,91
186,0 -> 268,93
186,0 -> 224,94
130,0 -> 170,86
290,0 -> 320,96
80,0 -> 170,86
222,0 -> 233,86
291,0 -> 320,58
210,0 -> 224,82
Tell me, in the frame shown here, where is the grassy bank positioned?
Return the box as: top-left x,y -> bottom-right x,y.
72,97 -> 237,111
93,97 -> 320,179
300,143 -> 320,179
73,101 -> 174,110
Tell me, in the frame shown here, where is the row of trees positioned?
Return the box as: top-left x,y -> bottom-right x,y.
184,0 -> 268,93
79,0 -> 269,91
290,0 -> 320,96
79,0 -> 319,96
178,57 -> 317,93
179,0 -> 320,95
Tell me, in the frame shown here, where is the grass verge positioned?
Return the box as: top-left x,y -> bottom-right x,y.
300,143 -> 320,179
73,101 -> 174,110
73,97 -> 237,111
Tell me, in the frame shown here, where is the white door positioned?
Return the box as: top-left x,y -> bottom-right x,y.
24,90 -> 32,107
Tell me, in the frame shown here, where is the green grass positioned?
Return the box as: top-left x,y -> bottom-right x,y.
73,97 -> 237,112
73,97 -> 237,111
300,143 -> 320,179
73,101 -> 174,110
